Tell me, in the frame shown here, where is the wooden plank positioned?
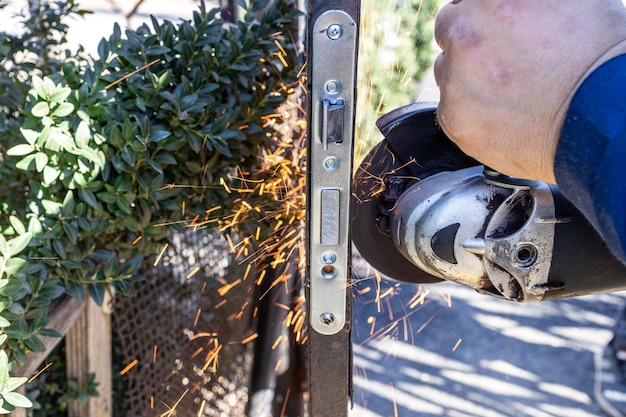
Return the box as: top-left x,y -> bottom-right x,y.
9,296 -> 87,417
66,294 -> 113,417
13,296 -> 86,378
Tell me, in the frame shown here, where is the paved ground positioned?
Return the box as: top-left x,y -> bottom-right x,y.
349,258 -> 626,417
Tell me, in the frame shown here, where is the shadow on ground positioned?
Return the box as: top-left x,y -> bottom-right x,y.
350,257 -> 626,417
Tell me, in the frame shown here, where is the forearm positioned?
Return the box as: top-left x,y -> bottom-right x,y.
555,54 -> 626,264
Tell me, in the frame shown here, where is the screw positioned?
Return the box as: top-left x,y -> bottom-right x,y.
324,156 -> 339,171
320,312 -> 336,326
322,251 -> 337,264
327,24 -> 343,40
325,80 -> 341,95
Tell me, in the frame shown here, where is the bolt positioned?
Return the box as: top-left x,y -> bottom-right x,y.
325,80 -> 341,95
324,156 -> 339,171
327,24 -> 343,40
320,312 -> 336,326
322,251 -> 337,264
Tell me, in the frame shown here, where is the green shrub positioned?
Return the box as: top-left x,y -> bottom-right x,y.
0,1 -> 301,412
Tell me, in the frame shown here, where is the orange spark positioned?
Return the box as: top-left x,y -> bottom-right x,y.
28,362 -> 52,383
105,58 -> 160,89
241,333 -> 258,344
452,338 -> 463,352
186,266 -> 200,280
153,243 -> 168,267
120,359 -> 138,375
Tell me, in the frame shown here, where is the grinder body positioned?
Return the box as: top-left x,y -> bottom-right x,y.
351,103 -> 626,302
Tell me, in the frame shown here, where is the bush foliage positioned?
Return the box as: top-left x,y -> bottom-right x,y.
0,1 -> 301,410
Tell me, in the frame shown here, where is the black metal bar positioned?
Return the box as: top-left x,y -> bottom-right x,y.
306,0 -> 360,416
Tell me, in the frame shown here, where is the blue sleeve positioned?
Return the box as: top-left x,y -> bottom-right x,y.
554,54 -> 626,264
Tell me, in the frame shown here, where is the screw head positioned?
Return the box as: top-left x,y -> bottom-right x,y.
321,251 -> 337,264
320,313 -> 336,326
325,80 -> 341,95
324,156 -> 339,171
327,24 -> 343,40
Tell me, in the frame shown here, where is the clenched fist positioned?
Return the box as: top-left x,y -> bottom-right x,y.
434,0 -> 626,182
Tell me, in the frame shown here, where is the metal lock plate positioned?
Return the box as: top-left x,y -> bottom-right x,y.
309,10 -> 357,335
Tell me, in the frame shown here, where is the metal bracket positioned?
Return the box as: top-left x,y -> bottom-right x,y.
309,10 -> 357,335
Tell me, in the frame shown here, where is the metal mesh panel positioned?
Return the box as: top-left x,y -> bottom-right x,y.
112,229 -> 256,417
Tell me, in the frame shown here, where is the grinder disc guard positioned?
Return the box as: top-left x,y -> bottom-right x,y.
351,103 -> 477,284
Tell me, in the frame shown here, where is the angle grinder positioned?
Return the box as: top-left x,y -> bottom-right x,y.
351,103 -> 626,302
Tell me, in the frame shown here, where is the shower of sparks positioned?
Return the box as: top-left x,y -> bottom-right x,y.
135,1 -> 447,413
158,389 -> 189,417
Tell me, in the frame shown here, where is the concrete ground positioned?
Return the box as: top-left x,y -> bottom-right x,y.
349,260 -> 626,417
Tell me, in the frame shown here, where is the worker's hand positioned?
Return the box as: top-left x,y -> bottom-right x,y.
434,0 -> 626,183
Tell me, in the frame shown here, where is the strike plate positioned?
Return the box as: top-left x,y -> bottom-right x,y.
309,10 -> 357,335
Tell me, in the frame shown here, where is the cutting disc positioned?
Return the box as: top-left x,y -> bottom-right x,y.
351,104 -> 478,284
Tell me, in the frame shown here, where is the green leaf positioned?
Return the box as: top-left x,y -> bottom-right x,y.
8,217 -> 26,236
31,102 -> 50,118
5,319 -> 27,339
75,120 -> 91,148
146,159 -> 163,175
116,196 -> 132,215
63,223 -> 79,245
32,307 -> 48,330
87,284 -> 105,306
38,328 -> 62,338
0,280 -> 23,297
3,391 -> 33,408
42,166 -> 61,185
6,145 -> 34,157
148,130 -> 171,143
0,316 -> 10,328
49,131 -> 74,151
121,147 -> 136,167
4,377 -> 27,393
23,336 -> 44,353
34,153 -> 48,172
96,192 -> 116,204
48,86 -> 72,103
19,129 -> 39,146
4,258 -> 27,278
52,102 -> 74,117
27,217 -> 43,235
78,189 -> 100,210
51,240 -> 66,258
15,154 -> 36,171
7,233 -> 32,257
41,200 -> 61,215
65,281 -> 85,302
31,76 -> 48,99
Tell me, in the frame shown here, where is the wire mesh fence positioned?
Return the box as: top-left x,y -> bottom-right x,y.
112,228 -> 256,417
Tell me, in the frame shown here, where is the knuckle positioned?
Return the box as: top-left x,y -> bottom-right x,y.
434,3 -> 456,48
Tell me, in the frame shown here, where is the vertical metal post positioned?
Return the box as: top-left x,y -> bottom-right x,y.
306,0 -> 360,415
